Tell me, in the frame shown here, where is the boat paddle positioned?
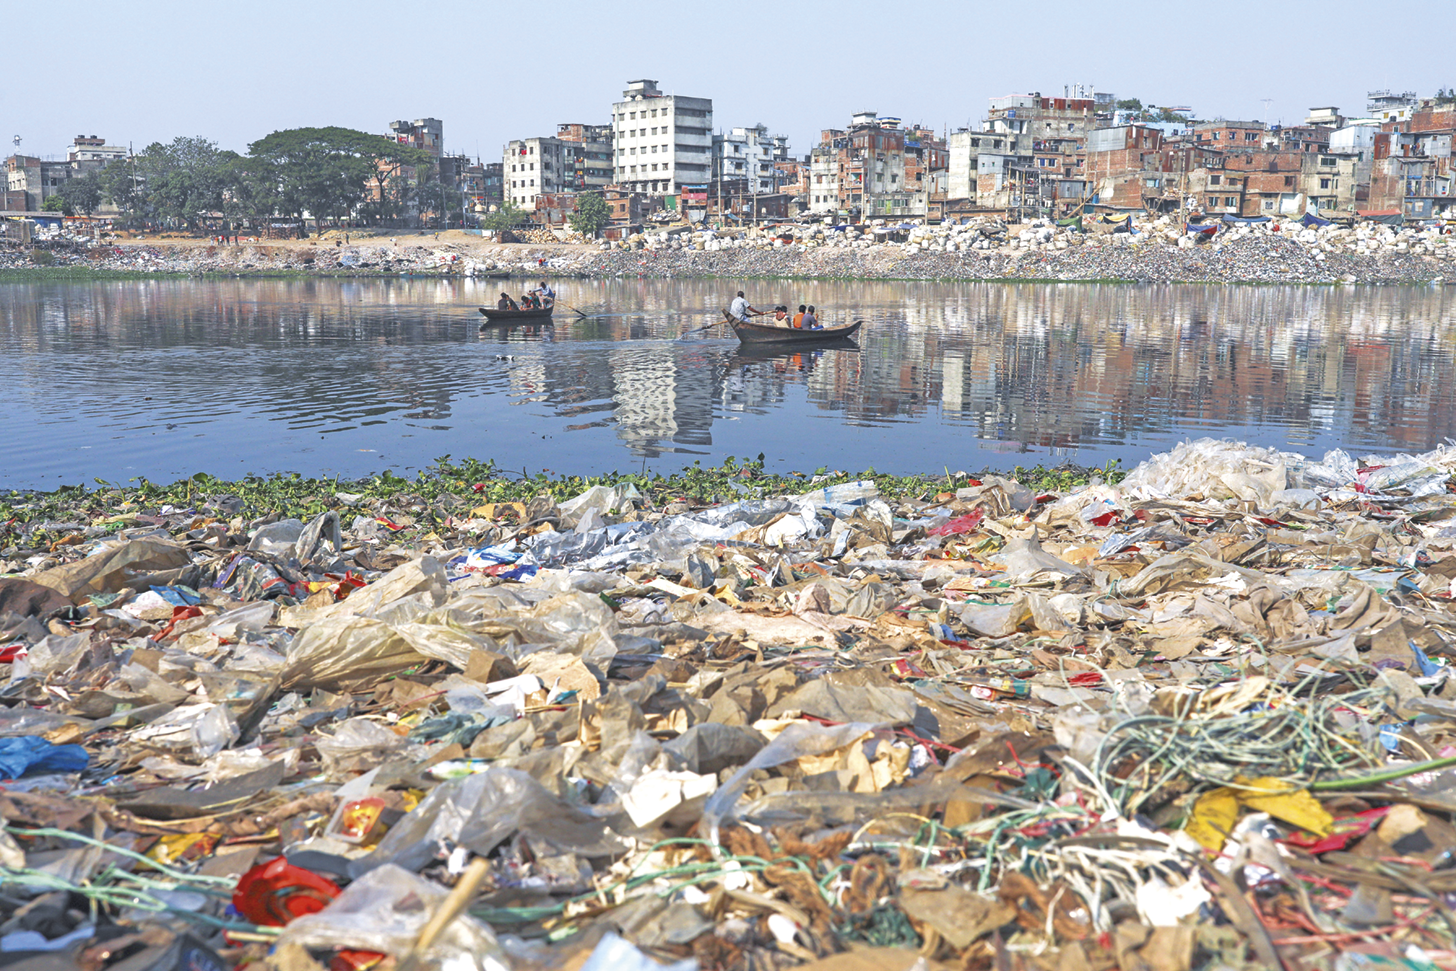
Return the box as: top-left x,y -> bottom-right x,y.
681,309 -> 762,338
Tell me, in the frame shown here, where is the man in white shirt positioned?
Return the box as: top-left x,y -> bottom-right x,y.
728,291 -> 762,322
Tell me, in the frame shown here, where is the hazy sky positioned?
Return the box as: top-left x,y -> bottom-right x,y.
12,0 -> 1455,162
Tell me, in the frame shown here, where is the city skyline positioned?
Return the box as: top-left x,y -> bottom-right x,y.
10,0 -> 1454,163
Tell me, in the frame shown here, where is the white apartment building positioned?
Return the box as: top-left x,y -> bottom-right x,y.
503,125 -> 614,212
612,79 -> 713,196
715,124 -> 789,195
66,136 -> 128,164
502,137 -> 569,210
808,146 -> 840,215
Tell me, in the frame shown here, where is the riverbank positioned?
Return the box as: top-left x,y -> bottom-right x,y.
3,439 -> 1456,971
3,217 -> 1454,285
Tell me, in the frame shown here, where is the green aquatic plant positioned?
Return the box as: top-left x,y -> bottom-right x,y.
0,455 -> 1125,534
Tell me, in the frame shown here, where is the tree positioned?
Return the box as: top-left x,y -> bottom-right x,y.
42,195 -> 72,215
248,127 -> 434,232
1115,98 -> 1144,112
95,138 -> 239,229
480,202 -> 529,234
569,192 -> 610,238
416,178 -> 452,228
59,172 -> 104,216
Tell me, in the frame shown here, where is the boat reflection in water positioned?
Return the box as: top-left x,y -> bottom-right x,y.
1,276 -> 1455,486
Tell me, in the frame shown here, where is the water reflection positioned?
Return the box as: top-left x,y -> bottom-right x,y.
1,277 -> 1454,487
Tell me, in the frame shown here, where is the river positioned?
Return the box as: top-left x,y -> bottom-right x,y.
2,276 -> 1454,489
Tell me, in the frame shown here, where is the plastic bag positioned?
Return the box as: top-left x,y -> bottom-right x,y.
703,721 -> 876,845
29,538 -> 192,599
280,864 -> 508,970
316,718 -> 412,778
355,768 -> 627,876
1120,438 -> 1295,506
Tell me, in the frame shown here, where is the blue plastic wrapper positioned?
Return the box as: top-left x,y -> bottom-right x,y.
0,736 -> 90,780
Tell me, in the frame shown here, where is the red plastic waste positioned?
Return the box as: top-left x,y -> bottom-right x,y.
232,856 -> 342,926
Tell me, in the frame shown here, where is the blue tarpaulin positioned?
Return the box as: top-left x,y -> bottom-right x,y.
1222,215 -> 1271,225
1299,212 -> 1334,228
1186,223 -> 1218,235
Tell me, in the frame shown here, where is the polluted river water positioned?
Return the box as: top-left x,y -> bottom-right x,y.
2,276 -> 1455,489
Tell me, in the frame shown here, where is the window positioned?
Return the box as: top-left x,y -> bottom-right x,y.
1213,132 -> 1220,140
1246,132 -> 1258,142
1226,197 -> 1236,207
1211,175 -> 1221,185
1284,176 -> 1294,187
1264,199 -> 1275,210
1321,156 -> 1336,166
650,109 -> 658,118
630,111 -> 636,119
651,127 -> 657,135
1320,178 -> 1330,189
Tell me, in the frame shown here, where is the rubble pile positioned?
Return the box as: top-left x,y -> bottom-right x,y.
7,439 -> 1456,969
584,218 -> 1454,284
4,216 -> 1452,284
0,243 -> 579,279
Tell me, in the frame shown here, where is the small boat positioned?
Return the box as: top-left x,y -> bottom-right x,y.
722,311 -> 862,343
479,305 -> 554,324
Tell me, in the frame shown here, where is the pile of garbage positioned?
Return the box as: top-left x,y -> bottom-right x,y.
7,439 -> 1456,970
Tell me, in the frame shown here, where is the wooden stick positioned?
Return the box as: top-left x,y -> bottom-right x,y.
395,857 -> 491,971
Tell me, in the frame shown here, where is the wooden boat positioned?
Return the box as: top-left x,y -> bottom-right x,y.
479,305 -> 554,323
722,311 -> 862,343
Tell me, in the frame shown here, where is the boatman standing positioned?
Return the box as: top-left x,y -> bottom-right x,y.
729,291 -> 763,322
534,281 -> 555,307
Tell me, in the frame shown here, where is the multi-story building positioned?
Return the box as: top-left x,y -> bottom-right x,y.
4,136 -> 126,212
389,119 -> 443,158
946,129 -> 1030,203
806,112 -> 909,218
1367,100 -> 1455,220
986,94 -> 1096,141
611,79 -> 713,197
1084,125 -> 1168,210
67,136 -> 127,165
1368,90 -> 1419,122
714,124 -> 789,195
555,123 -> 614,191
503,124 -> 612,212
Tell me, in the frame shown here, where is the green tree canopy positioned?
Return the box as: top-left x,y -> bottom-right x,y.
248,127 -> 433,229
41,195 -> 71,215
568,192 -> 610,238
480,202 -> 529,234
58,172 -> 103,216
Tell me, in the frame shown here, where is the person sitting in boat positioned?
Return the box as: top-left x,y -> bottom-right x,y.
534,281 -> 555,307
522,293 -> 538,310
792,305 -> 807,328
498,293 -> 519,311
769,305 -> 790,325
728,291 -> 764,323
803,305 -> 820,330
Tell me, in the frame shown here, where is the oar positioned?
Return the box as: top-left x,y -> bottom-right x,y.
681,311 -> 736,338
564,305 -> 588,318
